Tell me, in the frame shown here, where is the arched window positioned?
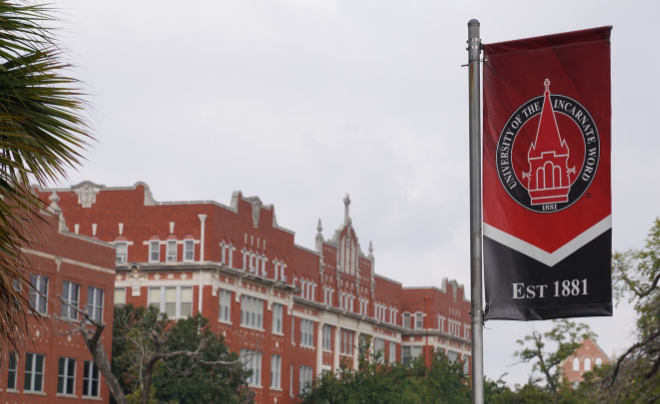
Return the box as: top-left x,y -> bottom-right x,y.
572,357 -> 579,371
584,357 -> 591,371
595,357 -> 603,367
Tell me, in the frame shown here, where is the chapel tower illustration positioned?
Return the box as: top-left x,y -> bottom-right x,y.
523,79 -> 575,205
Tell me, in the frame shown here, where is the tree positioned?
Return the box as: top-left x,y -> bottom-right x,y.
0,1 -> 93,350
597,218 -> 660,403
57,301 -> 254,404
513,319 -> 595,394
300,339 -> 471,404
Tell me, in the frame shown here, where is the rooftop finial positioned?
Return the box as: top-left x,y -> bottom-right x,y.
343,194 -> 351,224
317,218 -> 323,233
544,78 -> 550,94
369,240 -> 373,254
49,191 -> 60,211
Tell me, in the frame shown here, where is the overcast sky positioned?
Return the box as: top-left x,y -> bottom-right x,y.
54,0 -> 658,386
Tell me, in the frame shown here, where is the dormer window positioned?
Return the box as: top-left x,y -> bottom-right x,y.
149,239 -> 160,262
116,241 -> 127,263
184,239 -> 194,261
167,240 -> 177,261
415,313 -> 423,329
403,313 -> 411,330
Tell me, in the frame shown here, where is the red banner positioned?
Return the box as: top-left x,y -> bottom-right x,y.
482,27 -> 612,320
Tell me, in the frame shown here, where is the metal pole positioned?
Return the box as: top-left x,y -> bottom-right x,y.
467,19 -> 484,404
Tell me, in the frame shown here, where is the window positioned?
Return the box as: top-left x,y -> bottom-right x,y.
415,313 -> 423,329
83,360 -> 100,397
438,315 -> 446,333
374,338 -> 385,362
584,357 -> 591,371
300,319 -> 314,347
299,366 -> 313,394
240,349 -> 262,386
184,240 -> 195,261
7,352 -> 17,390
24,353 -> 45,392
58,357 -> 76,395
463,355 -> 470,373
167,240 -> 177,261
292,317 -> 296,344
341,329 -> 354,355
150,286 -> 193,318
219,289 -> 231,323
402,313 -> 410,330
447,350 -> 459,364
290,364 -> 294,397
323,325 -> 332,351
87,287 -> 104,322
149,240 -> 160,262
116,241 -> 128,263
271,355 -> 281,389
29,274 -> 48,314
241,295 -> 263,329
62,280 -> 80,319
272,303 -> 283,334
115,288 -> 126,306
595,357 -> 603,367
389,341 -> 396,363
402,346 -> 422,365
572,357 -> 580,371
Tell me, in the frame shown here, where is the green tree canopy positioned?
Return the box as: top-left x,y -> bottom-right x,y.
300,340 -> 471,404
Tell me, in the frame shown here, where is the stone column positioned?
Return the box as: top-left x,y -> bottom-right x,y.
333,326 -> 340,371
317,321 -> 324,376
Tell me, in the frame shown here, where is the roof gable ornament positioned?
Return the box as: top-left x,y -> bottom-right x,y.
244,196 -> 263,229
72,181 -> 103,208
343,194 -> 351,226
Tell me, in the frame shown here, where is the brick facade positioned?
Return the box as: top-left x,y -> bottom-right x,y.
0,196 -> 116,403
561,338 -> 610,385
39,181 -> 472,404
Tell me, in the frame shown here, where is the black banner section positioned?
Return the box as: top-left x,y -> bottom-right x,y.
483,230 -> 613,320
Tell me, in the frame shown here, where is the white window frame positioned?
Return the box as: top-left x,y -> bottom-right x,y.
29,274 -> 49,314
389,341 -> 396,363
149,240 -> 160,262
300,319 -> 314,348
271,355 -> 281,389
58,357 -> 76,395
7,352 -> 17,390
415,312 -> 423,329
87,286 -> 105,322
374,337 -> 385,363
24,353 -> 45,392
272,303 -> 283,334
219,289 -> 232,323
240,349 -> 262,387
166,240 -> 177,261
240,295 -> 264,330
62,280 -> 80,320
115,241 -> 128,263
149,286 -> 193,319
184,239 -> 195,262
322,325 -> 332,351
299,365 -> 313,394
584,357 -> 591,371
572,357 -> 580,371
83,360 -> 100,397
402,313 -> 411,330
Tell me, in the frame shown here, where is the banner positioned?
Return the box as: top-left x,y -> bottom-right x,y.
482,27 -> 613,320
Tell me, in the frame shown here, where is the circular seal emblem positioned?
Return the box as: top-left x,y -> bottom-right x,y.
496,79 -> 600,213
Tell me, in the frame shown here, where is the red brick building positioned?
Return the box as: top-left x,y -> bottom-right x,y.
39,181 -> 472,404
561,338 -> 610,385
0,193 -> 116,403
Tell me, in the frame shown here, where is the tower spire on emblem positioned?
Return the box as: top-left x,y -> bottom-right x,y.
522,79 -> 575,205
